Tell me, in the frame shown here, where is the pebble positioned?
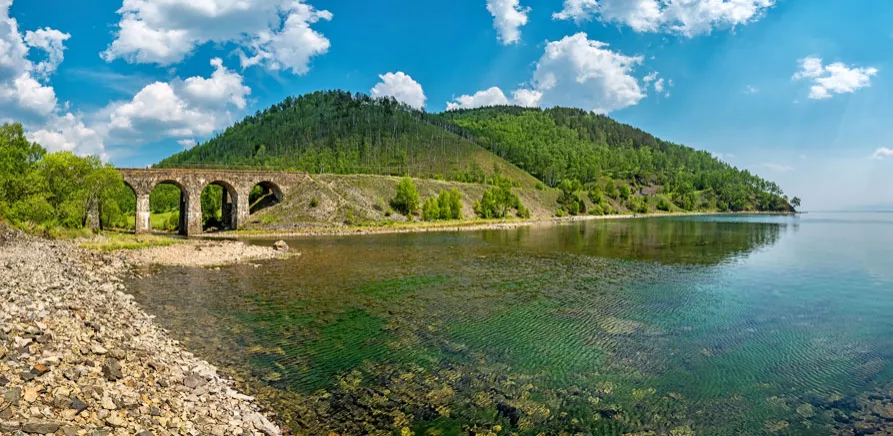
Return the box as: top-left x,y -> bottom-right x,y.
21,421 -> 60,434
30,364 -> 50,376
101,359 -> 123,381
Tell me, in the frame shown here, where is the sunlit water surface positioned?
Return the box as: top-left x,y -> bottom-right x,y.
126,213 -> 893,435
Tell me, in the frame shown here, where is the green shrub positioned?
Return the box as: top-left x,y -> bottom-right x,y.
165,212 -> 179,232
517,204 -> 531,219
474,177 -> 523,219
391,177 -> 419,216
535,182 -> 545,191
309,197 -> 320,208
557,179 -> 585,216
422,197 -> 440,221
619,184 -> 631,200
373,197 -> 387,212
423,189 -> 464,221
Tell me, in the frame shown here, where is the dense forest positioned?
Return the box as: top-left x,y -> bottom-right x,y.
436,107 -> 796,212
158,90 -> 530,184
161,90 -> 795,213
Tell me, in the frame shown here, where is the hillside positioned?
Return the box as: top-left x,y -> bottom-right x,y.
157,90 -> 795,221
158,90 -> 540,188
435,106 -> 794,213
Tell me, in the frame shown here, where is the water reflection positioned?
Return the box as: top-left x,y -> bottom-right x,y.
478,216 -> 787,265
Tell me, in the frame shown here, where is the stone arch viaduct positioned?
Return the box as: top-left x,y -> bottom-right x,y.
118,169 -> 308,236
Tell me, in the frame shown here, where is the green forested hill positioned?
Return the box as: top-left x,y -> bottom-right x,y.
435,106 -> 794,212
159,90 -> 795,213
158,90 -> 539,187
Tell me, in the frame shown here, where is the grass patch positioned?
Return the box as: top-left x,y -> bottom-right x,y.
79,232 -> 184,252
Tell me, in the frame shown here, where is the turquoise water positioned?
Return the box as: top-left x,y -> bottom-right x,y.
126,213 -> 893,435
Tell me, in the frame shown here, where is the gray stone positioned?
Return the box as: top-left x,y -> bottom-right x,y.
18,372 -> 34,382
69,398 -> 88,414
102,359 -> 123,381
183,374 -> 206,389
21,422 -> 60,434
148,406 -> 161,416
4,388 -> 21,406
0,421 -> 21,433
273,240 -> 289,252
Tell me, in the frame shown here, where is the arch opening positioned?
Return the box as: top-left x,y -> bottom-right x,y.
200,181 -> 238,232
104,181 -> 136,232
149,181 -> 186,234
249,181 -> 283,215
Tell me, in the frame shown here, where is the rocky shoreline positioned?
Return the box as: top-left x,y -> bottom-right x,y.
0,226 -> 282,435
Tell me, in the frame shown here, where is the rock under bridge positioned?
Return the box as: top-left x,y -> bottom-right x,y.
118,169 -> 308,236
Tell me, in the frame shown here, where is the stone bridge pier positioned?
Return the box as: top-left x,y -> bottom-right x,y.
118,169 -> 307,236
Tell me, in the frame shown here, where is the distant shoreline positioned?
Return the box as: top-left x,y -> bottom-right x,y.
195,211 -> 800,240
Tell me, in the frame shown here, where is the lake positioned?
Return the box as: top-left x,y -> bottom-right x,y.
126,213 -> 893,435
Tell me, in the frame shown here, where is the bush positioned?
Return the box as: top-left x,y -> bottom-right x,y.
535,182 -> 545,191
309,197 -> 320,208
604,179 -> 617,198
391,177 -> 419,216
619,184 -> 631,201
423,189 -> 464,221
474,178 -> 523,219
164,212 -> 179,232
557,179 -> 585,216
517,204 -> 531,219
657,196 -> 673,212
590,203 -> 605,216
373,197 -> 387,212
422,197 -> 440,221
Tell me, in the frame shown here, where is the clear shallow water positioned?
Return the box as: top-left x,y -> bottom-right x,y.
127,213 -> 893,435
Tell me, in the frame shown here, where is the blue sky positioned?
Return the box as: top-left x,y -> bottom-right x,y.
2,0 -> 892,210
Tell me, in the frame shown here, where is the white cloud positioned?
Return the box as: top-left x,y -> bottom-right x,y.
450,34 -> 648,114
0,1 -> 62,124
531,33 -> 645,114
793,56 -> 878,100
101,59 -> 251,145
27,113 -> 106,158
654,77 -> 665,93
553,0 -> 774,36
446,87 -> 509,111
178,138 -> 196,148
446,86 -> 543,110
103,0 -> 332,75
871,147 -> 893,160
512,88 -> 542,107
745,84 -> 758,94
553,0 -> 599,24
761,162 -> 795,172
370,72 -> 426,110
486,0 -> 530,45
0,73 -> 58,119
24,27 -> 70,79
182,58 -> 250,109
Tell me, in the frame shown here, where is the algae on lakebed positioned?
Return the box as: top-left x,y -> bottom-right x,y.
126,214 -> 893,435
